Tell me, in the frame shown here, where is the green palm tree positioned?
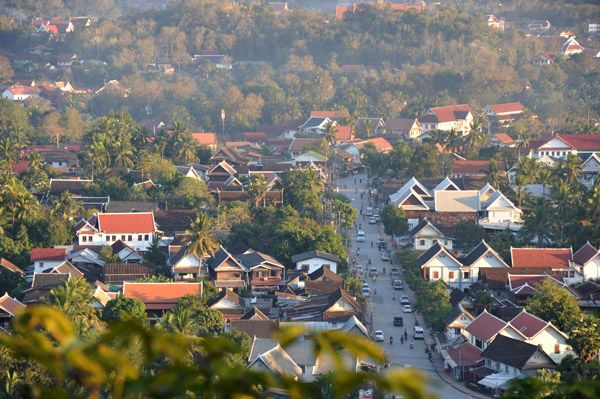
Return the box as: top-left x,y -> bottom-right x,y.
248,174 -> 268,207
184,212 -> 219,259
481,159 -> 506,189
537,168 -> 554,197
516,157 -> 539,184
28,151 -> 44,171
513,174 -> 528,209
51,191 -> 84,221
49,279 -> 99,335
444,128 -> 463,154
112,140 -> 135,169
160,307 -> 198,336
0,137 -> 18,168
558,153 -> 582,184
136,150 -> 153,180
174,132 -> 198,163
15,190 -> 40,224
465,119 -> 487,149
0,371 -> 24,399
323,122 -> 337,146
522,196 -> 556,247
426,129 -> 445,146
551,181 -> 576,244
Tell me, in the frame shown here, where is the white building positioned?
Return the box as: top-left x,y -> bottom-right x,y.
291,250 -> 341,274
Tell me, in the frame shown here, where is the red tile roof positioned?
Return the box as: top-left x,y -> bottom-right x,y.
508,275 -> 547,290
511,248 -> 572,269
487,102 -> 525,115
243,132 -> 266,139
310,110 -> 350,119
454,160 -> 507,174
509,311 -> 548,339
0,258 -> 25,276
556,134 -> 600,151
465,311 -> 507,342
97,212 -> 157,234
447,342 -> 483,367
191,132 -> 217,146
7,86 -> 41,95
427,104 -> 474,123
367,137 -> 393,153
494,133 -> 516,144
30,248 -> 67,261
574,242 -> 599,265
334,126 -> 353,141
336,4 -> 356,20
11,160 -> 31,175
289,138 -> 319,152
122,282 -> 202,310
0,293 -> 26,316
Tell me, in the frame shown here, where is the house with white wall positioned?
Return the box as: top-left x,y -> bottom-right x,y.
291,250 -> 341,274
74,212 -> 160,252
418,104 -> 474,135
29,248 -> 68,274
409,219 -> 454,251
574,242 -> 600,280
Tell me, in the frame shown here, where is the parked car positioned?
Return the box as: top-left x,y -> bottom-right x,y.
400,295 -> 410,305
390,268 -> 400,279
393,316 -> 404,326
373,214 -> 380,222
393,280 -> 403,290
362,286 -> 370,297
357,231 -> 365,242
414,326 -> 424,339
403,305 -> 413,313
377,239 -> 386,250
369,217 -> 377,224
374,330 -> 384,342
381,252 -> 390,261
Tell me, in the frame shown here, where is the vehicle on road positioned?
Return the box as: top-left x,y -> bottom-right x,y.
374,330 -> 384,342
393,280 -> 403,290
414,326 -> 424,339
373,214 -> 380,222
377,238 -> 386,249
393,316 -> 404,326
366,207 -> 373,216
390,268 -> 400,279
357,231 -> 365,242
403,305 -> 413,313
381,252 -> 390,261
368,267 -> 378,277
400,295 -> 410,304
362,286 -> 370,297
369,217 -> 377,224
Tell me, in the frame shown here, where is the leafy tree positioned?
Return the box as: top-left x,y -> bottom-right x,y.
473,290 -> 494,313
381,205 -> 408,237
344,277 -> 363,296
0,269 -> 28,300
526,278 -> 582,332
184,212 -> 220,259
521,196 -> 556,247
359,142 -> 386,177
48,279 -> 99,335
144,240 -> 166,267
413,280 -> 451,331
102,296 -> 146,323
333,199 -> 357,229
175,294 -> 224,334
279,169 -> 322,219
247,174 -> 268,207
567,314 -> 600,363
50,191 -> 84,222
407,144 -> 439,178
454,220 -> 485,249
481,159 -> 506,189
99,245 -> 120,264
160,306 -> 199,336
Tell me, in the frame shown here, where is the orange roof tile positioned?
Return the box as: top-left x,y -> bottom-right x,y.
488,102 -> 525,115
30,248 -> 67,261
123,282 -> 202,309
191,132 -> 217,146
0,293 -> 25,316
334,126 -> 353,141
511,248 -> 572,269
367,137 -> 393,152
97,212 -> 157,234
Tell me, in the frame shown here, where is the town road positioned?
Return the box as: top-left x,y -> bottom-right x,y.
339,174 -> 467,399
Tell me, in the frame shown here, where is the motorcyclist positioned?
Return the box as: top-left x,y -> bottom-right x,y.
410,341 -> 414,350
371,241 -> 373,248
390,336 -> 393,344
393,293 -> 395,301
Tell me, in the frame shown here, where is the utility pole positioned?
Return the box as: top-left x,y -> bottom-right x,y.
221,109 -> 225,137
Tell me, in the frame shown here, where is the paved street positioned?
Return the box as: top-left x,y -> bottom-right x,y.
340,174 -> 473,399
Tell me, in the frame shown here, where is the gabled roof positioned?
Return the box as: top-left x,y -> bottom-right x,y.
422,104 -> 474,123
208,160 -> 237,176
433,176 -> 461,191
480,334 -> 555,370
289,137 -> 319,152
0,258 -> 25,276
207,288 -> 243,308
237,251 -> 285,270
384,118 -> 420,131
248,344 -> 303,377
447,342 -> 483,367
305,281 -> 344,296
207,246 -> 247,271
31,272 -> 69,288
111,240 -> 141,256
486,102 -> 525,115
241,306 -> 269,320
298,116 -> 331,130
290,250 -> 341,264
550,134 -> 600,151
483,191 -> 521,213
510,248 -> 572,269
408,219 -> 450,240
52,261 -> 84,280
443,303 -> 474,326
327,289 -> 362,314
462,240 -> 509,268
464,310 -> 507,342
494,133 -> 517,145
30,248 -> 68,262
418,241 -> 462,268
190,132 -> 217,146
310,110 -> 349,119
509,310 -> 567,340
122,282 -> 202,310
454,160 -> 507,174
97,212 -> 158,234
367,137 -> 393,153
574,242 -> 599,265
307,266 -> 343,282
0,293 -> 26,316
389,188 -> 430,210
333,126 -> 353,141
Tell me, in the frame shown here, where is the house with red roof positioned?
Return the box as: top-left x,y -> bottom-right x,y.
366,137 -> 393,154
74,212 -> 160,252
453,160 -> 508,178
95,80 -> 130,97
533,51 -> 556,66
332,126 -> 354,145
190,132 -> 217,151
30,248 -> 68,274
508,310 -> 573,361
491,133 -> 518,148
1,86 -> 42,101
484,102 -> 525,123
537,134 -> 600,159
510,247 -> 581,284
574,242 -> 600,280
381,118 -> 422,141
122,282 -> 202,318
310,110 -> 350,121
419,104 -> 474,136
0,293 -> 26,329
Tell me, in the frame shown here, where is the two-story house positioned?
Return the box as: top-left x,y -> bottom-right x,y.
537,134 -> 600,159
298,117 -> 335,135
573,242 -> 600,280
206,246 -> 247,290
381,118 -> 422,141
409,219 -> 454,251
29,248 -> 68,274
74,212 -> 160,252
418,104 -> 474,135
510,247 -> 582,284
291,250 -> 341,274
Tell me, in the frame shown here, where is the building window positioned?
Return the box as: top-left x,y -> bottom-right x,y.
112,235 -> 117,242
449,272 -> 455,279
419,240 -> 425,246
128,235 -> 132,241
505,365 -> 509,373
39,262 -> 44,268
463,271 -> 470,279
81,236 -> 87,243
144,234 -> 149,241
475,338 -> 483,349
444,240 -> 448,246
485,359 -> 491,367
121,235 -> 125,241
138,235 -> 142,241
433,271 -> 439,279
302,264 -> 309,271
554,344 -> 560,354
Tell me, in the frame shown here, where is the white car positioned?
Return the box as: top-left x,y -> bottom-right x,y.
403,305 -> 413,313
369,217 -> 377,224
400,295 -> 410,305
374,330 -> 384,342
